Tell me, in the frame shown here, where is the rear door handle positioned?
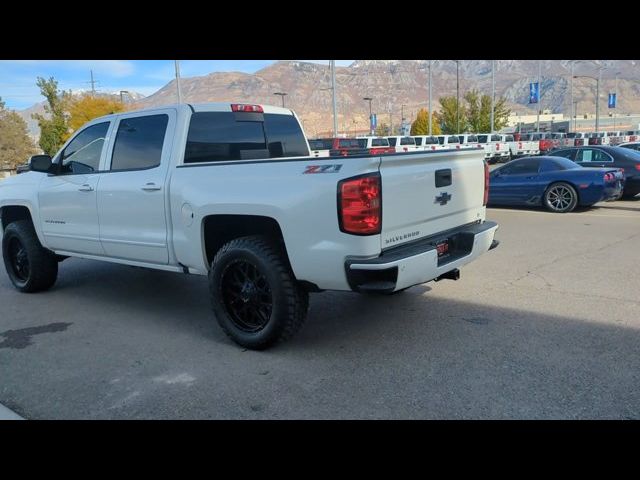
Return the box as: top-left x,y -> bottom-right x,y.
141,183 -> 161,192
78,184 -> 93,192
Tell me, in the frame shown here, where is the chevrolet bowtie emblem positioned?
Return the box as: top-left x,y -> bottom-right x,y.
434,192 -> 452,205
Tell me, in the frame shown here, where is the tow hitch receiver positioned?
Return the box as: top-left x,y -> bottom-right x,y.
435,268 -> 460,282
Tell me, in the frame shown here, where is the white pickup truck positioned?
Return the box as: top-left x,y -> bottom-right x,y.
0,103 -> 499,349
477,134 -> 509,163
500,134 -> 540,159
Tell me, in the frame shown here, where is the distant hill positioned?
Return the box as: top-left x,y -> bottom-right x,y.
135,60 -> 640,136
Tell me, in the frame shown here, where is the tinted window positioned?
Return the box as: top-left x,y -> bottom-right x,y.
388,138 -> 397,146
551,149 -> 575,160
338,139 -> 360,148
414,137 -> 423,146
566,133 -> 578,139
372,138 -> 388,147
541,158 -> 578,172
357,139 -> 368,148
309,140 -> 326,150
620,143 -> 640,151
447,136 -> 460,144
437,136 -> 445,145
500,159 -> 540,175
400,137 -> 415,145
477,135 -> 488,143
110,115 -> 168,171
576,149 -> 612,163
185,112 -> 308,163
467,135 -> 478,142
491,135 -> 501,142
60,122 -> 109,174
505,135 -> 514,142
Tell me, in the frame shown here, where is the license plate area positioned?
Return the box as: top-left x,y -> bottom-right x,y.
435,232 -> 474,266
436,240 -> 450,258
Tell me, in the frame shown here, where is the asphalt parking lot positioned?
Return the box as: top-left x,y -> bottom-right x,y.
1,198 -> 639,419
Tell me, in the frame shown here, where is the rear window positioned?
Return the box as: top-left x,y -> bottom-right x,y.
504,135 -> 514,142
357,139 -> 367,148
491,135 -> 501,142
414,137 -> 423,146
466,135 -> 478,143
400,137 -> 415,145
388,138 -> 397,146
338,139 -> 361,148
566,133 -> 578,138
447,136 -> 460,144
309,139 -> 332,150
477,135 -> 488,143
437,136 -> 445,145
184,112 -> 309,163
371,138 -> 388,147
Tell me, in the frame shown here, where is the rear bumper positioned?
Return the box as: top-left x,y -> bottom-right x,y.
345,221 -> 499,293
623,176 -> 640,196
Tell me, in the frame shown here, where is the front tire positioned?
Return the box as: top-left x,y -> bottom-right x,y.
2,220 -> 58,292
209,235 -> 309,350
543,182 -> 578,213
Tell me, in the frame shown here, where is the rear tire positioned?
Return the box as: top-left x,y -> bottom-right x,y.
543,182 -> 578,213
2,220 -> 58,292
209,235 -> 309,350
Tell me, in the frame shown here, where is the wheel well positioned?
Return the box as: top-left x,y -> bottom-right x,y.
203,215 -> 289,268
0,206 -> 33,232
545,181 -> 580,203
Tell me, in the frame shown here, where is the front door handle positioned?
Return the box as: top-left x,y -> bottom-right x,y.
141,183 -> 161,192
78,184 -> 94,192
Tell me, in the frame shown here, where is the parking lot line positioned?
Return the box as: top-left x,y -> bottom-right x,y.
0,404 -> 24,420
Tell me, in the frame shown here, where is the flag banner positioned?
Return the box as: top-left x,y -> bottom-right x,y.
608,93 -> 616,109
529,82 -> 539,104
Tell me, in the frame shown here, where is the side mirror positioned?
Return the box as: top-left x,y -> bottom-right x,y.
29,154 -> 52,173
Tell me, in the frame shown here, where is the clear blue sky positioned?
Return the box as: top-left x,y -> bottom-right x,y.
0,60 -> 355,110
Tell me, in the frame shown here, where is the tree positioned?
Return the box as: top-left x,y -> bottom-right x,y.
410,108 -> 441,135
464,89 -> 511,133
66,93 -> 126,136
374,122 -> 390,136
438,96 -> 468,134
32,77 -> 70,156
0,97 -> 38,170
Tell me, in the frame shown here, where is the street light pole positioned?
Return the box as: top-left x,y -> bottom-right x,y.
273,92 -> 287,107
331,60 -> 338,137
490,60 -> 495,133
174,60 -> 182,104
613,72 -> 620,131
119,90 -> 129,104
456,60 -> 460,134
537,60 -> 541,133
401,104 -> 406,134
428,60 -> 433,135
570,61 -> 574,133
596,69 -> 601,134
363,97 -> 373,135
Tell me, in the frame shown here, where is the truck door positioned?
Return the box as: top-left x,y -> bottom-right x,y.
38,121 -> 112,255
96,109 -> 175,264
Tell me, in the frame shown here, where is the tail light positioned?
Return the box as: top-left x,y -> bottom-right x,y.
604,172 -> 615,182
431,146 -> 436,150
338,173 -> 382,235
518,142 -> 522,149
635,164 -> 640,171
483,161 -> 490,206
456,145 -> 460,149
231,104 -> 264,113
403,147 -> 408,152
496,143 -> 500,150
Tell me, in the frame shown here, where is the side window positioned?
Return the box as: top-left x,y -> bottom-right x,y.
110,114 -> 168,171
576,149 -> 594,162
593,150 -> 613,162
502,160 -> 540,175
59,122 -> 110,174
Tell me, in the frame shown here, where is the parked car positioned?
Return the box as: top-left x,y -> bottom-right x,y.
412,135 -> 445,151
488,156 -> 624,213
549,145 -> 640,198
385,135 -> 419,153
624,131 -> 639,142
477,134 -> 509,163
308,139 -> 332,157
618,142 -> 640,152
499,134 -> 539,159
520,132 -> 558,154
457,134 -> 484,151
566,132 -> 590,147
437,135 -> 472,150
356,136 -> 395,155
0,102 -> 499,350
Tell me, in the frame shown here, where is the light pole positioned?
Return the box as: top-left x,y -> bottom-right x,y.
428,60 -> 433,135
363,97 -> 373,135
574,101 -> 578,132
401,104 -> 406,134
574,73 -> 602,133
273,92 -> 287,107
174,60 -> 182,104
613,71 -> 621,131
455,60 -> 460,134
537,60 -> 542,133
490,60 -> 495,133
331,60 -> 338,137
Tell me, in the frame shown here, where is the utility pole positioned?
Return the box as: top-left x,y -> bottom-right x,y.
490,60 -> 495,133
363,97 -> 373,135
428,60 -> 433,135
331,60 -> 338,137
596,67 -> 601,134
456,60 -> 460,134
88,70 -> 98,94
537,60 -> 542,133
570,61 -> 574,133
273,92 -> 287,107
613,72 -> 620,131
175,60 -> 182,104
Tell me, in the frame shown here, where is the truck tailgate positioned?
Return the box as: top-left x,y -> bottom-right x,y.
378,149 -> 486,249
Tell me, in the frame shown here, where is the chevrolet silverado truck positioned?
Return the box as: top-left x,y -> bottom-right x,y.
0,103 -> 499,349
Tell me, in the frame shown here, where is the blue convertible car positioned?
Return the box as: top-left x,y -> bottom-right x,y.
488,156 -> 624,213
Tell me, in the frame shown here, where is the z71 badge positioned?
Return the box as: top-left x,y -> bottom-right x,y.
303,164 -> 343,174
